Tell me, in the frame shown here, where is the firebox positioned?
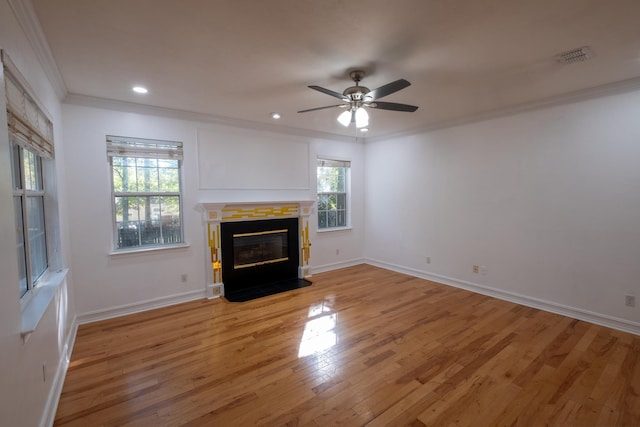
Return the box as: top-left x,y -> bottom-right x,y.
221,218 -> 301,297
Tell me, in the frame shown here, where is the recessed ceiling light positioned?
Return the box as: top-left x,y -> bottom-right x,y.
271,112 -> 281,119
132,86 -> 148,94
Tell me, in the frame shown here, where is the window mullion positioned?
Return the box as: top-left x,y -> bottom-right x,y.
18,149 -> 34,291
112,191 -> 181,197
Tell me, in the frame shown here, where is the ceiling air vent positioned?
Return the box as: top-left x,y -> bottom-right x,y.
557,46 -> 592,64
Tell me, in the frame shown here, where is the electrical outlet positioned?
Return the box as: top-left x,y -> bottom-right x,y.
472,265 -> 479,273
426,256 -> 431,264
42,363 -> 46,382
479,265 -> 487,275
625,295 -> 636,307
211,285 -> 222,296
336,249 -> 340,255
180,274 -> 188,283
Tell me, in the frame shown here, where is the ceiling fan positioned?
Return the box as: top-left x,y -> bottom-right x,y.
297,70 -> 418,128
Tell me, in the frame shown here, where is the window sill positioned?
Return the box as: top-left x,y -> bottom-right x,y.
317,226 -> 352,234
21,268 -> 68,343
109,242 -> 191,256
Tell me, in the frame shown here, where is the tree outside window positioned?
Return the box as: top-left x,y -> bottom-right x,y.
107,136 -> 184,250
317,158 -> 350,230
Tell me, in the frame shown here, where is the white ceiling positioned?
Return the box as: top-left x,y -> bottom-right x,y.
31,0 -> 640,139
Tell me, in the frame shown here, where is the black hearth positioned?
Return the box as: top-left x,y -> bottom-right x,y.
221,218 -> 311,301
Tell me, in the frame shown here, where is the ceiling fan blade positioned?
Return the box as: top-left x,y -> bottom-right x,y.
364,79 -> 411,101
308,85 -> 349,100
369,101 -> 418,112
297,104 -> 345,113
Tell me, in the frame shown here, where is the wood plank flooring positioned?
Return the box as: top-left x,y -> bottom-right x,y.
54,264 -> 640,426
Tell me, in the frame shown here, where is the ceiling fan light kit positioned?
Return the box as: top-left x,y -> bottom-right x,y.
298,70 -> 418,129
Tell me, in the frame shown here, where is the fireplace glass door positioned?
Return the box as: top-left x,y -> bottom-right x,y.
233,229 -> 288,269
221,217 -> 300,291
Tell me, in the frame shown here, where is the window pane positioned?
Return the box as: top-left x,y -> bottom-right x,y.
23,148 -> 40,190
117,225 -> 140,248
337,210 -> 346,227
317,194 -> 329,211
336,168 -> 345,192
123,158 -> 137,192
160,196 -> 182,244
317,166 -> 341,193
137,158 -> 159,192
158,163 -> 180,192
328,194 -> 337,210
327,210 -> 337,228
112,158 -> 124,192
26,196 -> 47,282
14,197 -> 28,297
318,211 -> 327,229
337,193 -> 346,210
114,195 -> 182,248
10,143 -> 21,190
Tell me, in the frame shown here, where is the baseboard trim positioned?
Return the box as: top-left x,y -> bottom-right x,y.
312,258 -> 366,275
40,315 -> 78,427
365,258 -> 640,336
77,289 -> 206,325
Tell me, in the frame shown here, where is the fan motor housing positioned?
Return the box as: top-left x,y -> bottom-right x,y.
343,85 -> 370,100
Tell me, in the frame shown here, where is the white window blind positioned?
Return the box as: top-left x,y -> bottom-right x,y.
317,158 -> 351,168
106,135 -> 183,160
2,51 -> 54,159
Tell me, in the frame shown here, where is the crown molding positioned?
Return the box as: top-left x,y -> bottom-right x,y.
63,93 -> 359,143
367,76 -> 640,143
7,0 -> 67,100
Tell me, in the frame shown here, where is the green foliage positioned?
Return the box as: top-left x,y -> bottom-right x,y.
317,166 -> 347,228
317,166 -> 345,193
112,157 -> 180,193
112,156 -> 181,223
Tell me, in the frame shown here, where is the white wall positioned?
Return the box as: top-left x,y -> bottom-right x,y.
62,103 -> 365,316
365,89 -> 640,330
0,1 -> 75,426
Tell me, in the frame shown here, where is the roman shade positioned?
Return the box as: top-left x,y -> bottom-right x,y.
106,135 -> 183,160
2,51 -> 55,159
317,158 -> 350,168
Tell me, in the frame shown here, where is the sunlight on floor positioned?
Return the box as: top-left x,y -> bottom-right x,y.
298,296 -> 338,358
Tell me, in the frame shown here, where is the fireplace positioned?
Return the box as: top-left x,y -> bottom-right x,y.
200,201 -> 314,301
221,218 -> 300,295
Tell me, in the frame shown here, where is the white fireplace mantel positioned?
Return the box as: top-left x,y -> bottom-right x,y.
199,200 -> 315,298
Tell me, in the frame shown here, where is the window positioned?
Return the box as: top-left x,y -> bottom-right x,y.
316,158 -> 350,230
107,135 -> 184,250
11,142 -> 48,297
3,52 -> 55,299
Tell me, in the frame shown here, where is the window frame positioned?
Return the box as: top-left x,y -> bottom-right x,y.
107,135 -> 185,252
10,140 -> 48,299
316,157 -> 351,231
2,50 -> 55,302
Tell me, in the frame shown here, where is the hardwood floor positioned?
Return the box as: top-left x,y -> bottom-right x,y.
55,264 -> 640,426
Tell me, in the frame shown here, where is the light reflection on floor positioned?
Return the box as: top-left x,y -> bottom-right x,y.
298,295 -> 338,359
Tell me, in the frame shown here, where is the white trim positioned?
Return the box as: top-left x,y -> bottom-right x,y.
365,258 -> 640,336
21,269 -> 69,341
316,226 -> 353,234
312,258 -> 366,274
64,93 -> 357,143
6,0 -> 67,100
40,315 -> 77,427
367,76 -> 640,143
108,242 -> 191,256
77,289 -> 205,325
